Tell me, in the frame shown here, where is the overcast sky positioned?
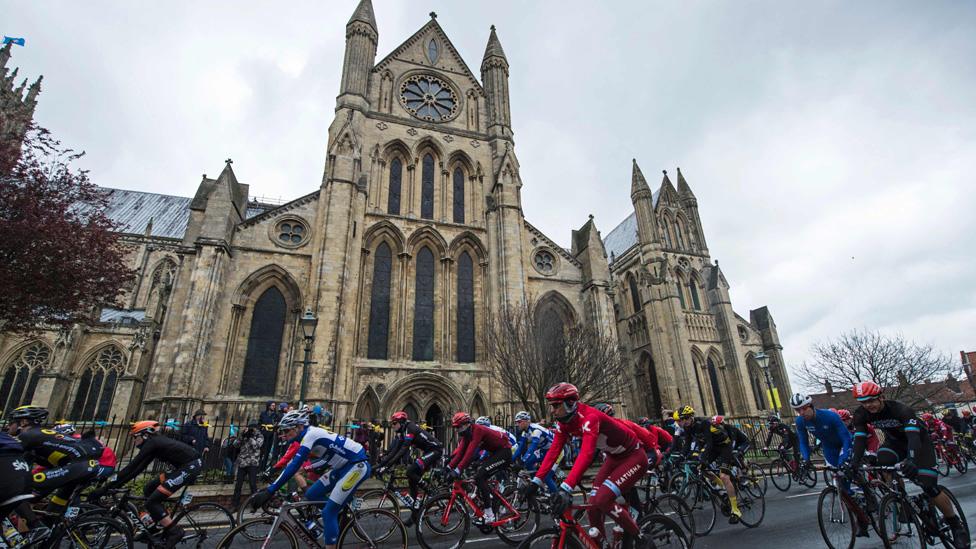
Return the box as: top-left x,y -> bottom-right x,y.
6,1 -> 975,388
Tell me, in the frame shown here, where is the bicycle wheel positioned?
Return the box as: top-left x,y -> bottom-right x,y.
679,480 -> 716,536
175,501 -> 236,546
929,487 -> 970,549
357,488 -> 403,514
877,493 -> 926,548
747,463 -> 768,495
768,459 -> 791,491
936,451 -> 951,477
416,493 -> 469,549
799,465 -> 818,489
338,508 -> 407,548
495,486 -> 539,546
518,527 -> 586,549
950,449 -> 969,475
737,476 -> 765,528
49,515 -> 133,549
215,517 -> 299,548
817,486 -> 855,549
639,513 -> 690,548
236,490 -> 287,525
648,494 -> 695,538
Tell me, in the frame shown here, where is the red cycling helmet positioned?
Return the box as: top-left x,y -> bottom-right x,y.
451,412 -> 472,427
921,412 -> 934,421
390,411 -> 408,423
853,381 -> 882,401
545,382 -> 580,423
710,415 -> 725,426
836,409 -> 852,422
964,410 -> 972,418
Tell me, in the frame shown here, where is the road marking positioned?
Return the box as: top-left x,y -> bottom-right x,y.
785,491 -> 821,499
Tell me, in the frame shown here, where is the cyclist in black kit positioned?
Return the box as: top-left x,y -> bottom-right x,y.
849,381 -> 968,547
7,406 -> 101,514
374,410 -> 443,526
764,413 -> 800,465
90,420 -> 202,548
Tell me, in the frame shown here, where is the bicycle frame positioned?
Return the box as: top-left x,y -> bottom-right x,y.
438,479 -> 521,528
259,500 -> 332,549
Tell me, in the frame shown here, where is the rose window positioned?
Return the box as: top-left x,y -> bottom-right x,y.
399,75 -> 459,122
534,250 -> 556,274
278,221 -> 306,244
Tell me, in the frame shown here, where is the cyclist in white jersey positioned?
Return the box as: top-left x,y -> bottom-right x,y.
251,409 -> 370,549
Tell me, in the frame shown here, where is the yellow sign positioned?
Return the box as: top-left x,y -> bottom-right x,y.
766,388 -> 782,408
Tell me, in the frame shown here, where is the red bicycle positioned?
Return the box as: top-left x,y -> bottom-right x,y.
517,500 -> 689,549
932,437 -> 968,476
414,475 -> 535,548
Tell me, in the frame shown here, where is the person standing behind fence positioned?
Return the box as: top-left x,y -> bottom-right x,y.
182,410 -> 211,459
232,421 -> 264,508
258,402 -> 279,469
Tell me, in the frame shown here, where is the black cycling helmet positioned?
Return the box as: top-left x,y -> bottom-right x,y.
594,403 -> 615,417
8,405 -> 49,425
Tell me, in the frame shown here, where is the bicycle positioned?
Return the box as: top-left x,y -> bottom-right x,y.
633,468 -> 695,537
517,499 -> 689,549
675,459 -> 765,535
765,447 -> 817,491
731,449 -> 767,496
415,474 -> 529,548
217,497 -> 407,548
873,464 -> 970,548
931,438 -> 967,477
816,465 -> 894,549
84,485 -> 235,547
356,466 -> 448,516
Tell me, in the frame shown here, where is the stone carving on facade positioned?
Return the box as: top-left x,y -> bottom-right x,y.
470,140 -> 480,148
639,257 -> 669,287
375,122 -> 389,130
442,134 -> 454,142
406,128 -> 418,136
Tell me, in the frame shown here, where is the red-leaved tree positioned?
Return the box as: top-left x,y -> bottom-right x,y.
0,123 -> 133,333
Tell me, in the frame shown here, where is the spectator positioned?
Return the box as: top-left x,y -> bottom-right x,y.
310,405 -> 323,427
258,402 -> 279,469
368,421 -> 383,464
232,421 -> 264,508
221,425 -> 239,481
182,409 -> 211,458
353,422 -> 369,449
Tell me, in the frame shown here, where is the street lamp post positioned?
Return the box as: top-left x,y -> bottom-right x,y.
299,308 -> 318,409
754,351 -> 775,411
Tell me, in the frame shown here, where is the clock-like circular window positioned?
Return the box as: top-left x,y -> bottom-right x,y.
399,74 -> 459,122
532,249 -> 558,276
270,216 -> 310,249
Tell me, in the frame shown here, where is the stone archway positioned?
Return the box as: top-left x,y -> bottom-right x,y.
383,372 -> 463,441
425,403 -> 446,447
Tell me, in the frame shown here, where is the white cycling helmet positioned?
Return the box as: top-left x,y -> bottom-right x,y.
514,411 -> 532,422
475,416 -> 491,426
789,393 -> 813,409
278,409 -> 310,429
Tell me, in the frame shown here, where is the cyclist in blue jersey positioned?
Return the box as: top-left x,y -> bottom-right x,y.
790,393 -> 852,469
512,411 -> 558,492
251,409 -> 370,549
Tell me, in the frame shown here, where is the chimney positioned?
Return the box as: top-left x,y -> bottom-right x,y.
825,379 -> 833,395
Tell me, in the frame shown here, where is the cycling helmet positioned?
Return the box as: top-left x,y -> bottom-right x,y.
475,416 -> 491,426
766,413 -> 781,424
452,412 -> 472,428
514,411 -> 532,422
53,423 -> 76,436
678,405 -> 695,419
671,411 -> 680,421
789,393 -> 813,409
710,415 -> 724,426
278,409 -> 310,429
130,420 -> 160,437
853,381 -> 882,401
637,417 -> 652,427
963,411 -> 972,418
836,409 -> 852,422
594,403 -> 615,417
8,405 -> 49,425
390,411 -> 408,423
921,412 -> 934,421
545,383 -> 580,423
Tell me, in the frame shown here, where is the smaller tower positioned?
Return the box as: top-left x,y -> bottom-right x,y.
676,167 -> 708,254
338,0 -> 378,110
630,160 -> 659,249
481,25 -> 511,139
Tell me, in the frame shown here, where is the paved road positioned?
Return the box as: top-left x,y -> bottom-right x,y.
406,472 -> 976,548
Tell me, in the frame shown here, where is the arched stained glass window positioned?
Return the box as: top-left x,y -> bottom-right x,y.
660,222 -> 672,248
675,221 -> 686,250
628,275 -> 642,313
367,242 -> 393,359
240,287 -> 286,396
0,342 -> 49,417
412,247 -> 435,361
674,280 -> 686,309
421,154 -> 434,220
707,358 -> 725,415
688,280 -> 702,311
70,346 -> 125,421
388,158 -> 402,215
452,167 -> 465,223
752,374 -> 766,409
456,252 -> 475,362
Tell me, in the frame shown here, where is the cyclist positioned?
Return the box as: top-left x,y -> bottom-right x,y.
475,416 -> 518,446
637,417 -> 674,454
447,412 -> 511,525
676,406 -> 741,522
512,411 -> 558,492
763,413 -> 799,467
91,420 -> 201,548
524,383 -> 647,544
374,410 -> 443,526
837,409 -> 878,460
52,423 -> 118,480
594,403 -> 661,468
849,381 -> 968,545
251,409 -> 370,549
7,406 -> 102,515
921,412 -> 954,445
943,409 -> 967,436
711,416 -> 750,464
0,429 -> 47,540
791,394 -> 851,470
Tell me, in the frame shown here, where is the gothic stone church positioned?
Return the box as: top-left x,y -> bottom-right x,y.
0,1 -> 792,427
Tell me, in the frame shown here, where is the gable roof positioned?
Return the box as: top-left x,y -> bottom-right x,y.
373,17 -> 484,93
810,379 -> 976,411
602,190 -> 661,264
100,188 -> 191,239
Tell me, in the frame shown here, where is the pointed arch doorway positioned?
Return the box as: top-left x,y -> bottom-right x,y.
425,403 -> 445,447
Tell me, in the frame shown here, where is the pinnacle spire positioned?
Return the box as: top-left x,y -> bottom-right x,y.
631,159 -> 650,195
347,0 -> 377,31
0,42 -> 11,69
483,25 -> 507,63
675,167 -> 696,199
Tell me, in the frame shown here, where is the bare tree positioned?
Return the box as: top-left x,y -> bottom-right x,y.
485,300 -> 625,419
796,329 -> 956,401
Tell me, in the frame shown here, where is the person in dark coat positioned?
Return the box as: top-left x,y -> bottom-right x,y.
258,402 -> 278,469
181,409 -> 211,459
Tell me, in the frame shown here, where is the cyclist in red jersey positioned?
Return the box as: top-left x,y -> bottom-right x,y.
523,383 -> 646,543
637,417 -> 674,453
594,404 -> 661,467
448,412 -> 512,524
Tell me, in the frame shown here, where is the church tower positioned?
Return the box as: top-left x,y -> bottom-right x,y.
338,0 -> 378,111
